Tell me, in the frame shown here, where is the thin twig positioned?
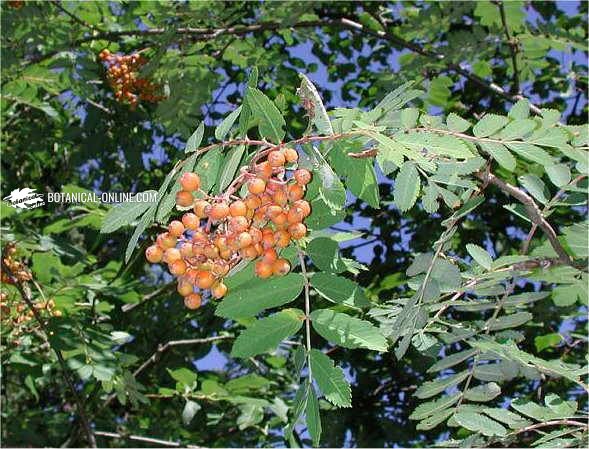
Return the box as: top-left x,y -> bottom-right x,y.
1,261 -> 97,448
121,283 -> 175,313
508,419 -> 588,436
94,430 -> 204,448
495,0 -> 520,94
475,171 -> 573,266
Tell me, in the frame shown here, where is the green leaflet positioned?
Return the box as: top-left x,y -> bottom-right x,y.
409,393 -> 460,420
307,237 -> 347,273
453,411 -> 507,437
309,349 -> 351,407
518,174 -> 549,204
245,87 -> 286,143
478,142 -> 516,171
230,309 -> 304,358
185,122 -> 205,153
310,309 -> 387,351
446,113 -> 472,132
310,272 -> 371,309
495,119 -> 537,140
473,114 -> 509,137
505,142 -> 554,166
124,206 -> 156,263
394,161 -> 420,212
297,74 -> 333,136
414,370 -> 469,399
216,274 -> 304,319
466,244 -> 493,270
394,131 -> 475,159
463,382 -> 501,402
427,349 -> 477,373
482,408 -> 531,429
305,384 -> 322,447
215,106 -> 242,141
100,190 -> 157,234
217,145 -> 246,193
545,163 -> 571,187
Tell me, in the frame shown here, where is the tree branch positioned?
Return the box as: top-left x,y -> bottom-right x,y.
475,170 -> 573,266
495,0 -> 520,94
94,430 -> 204,448
133,335 -> 234,378
1,260 -> 97,448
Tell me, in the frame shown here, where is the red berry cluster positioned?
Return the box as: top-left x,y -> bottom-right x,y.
145,148 -> 312,309
7,1 -> 24,9
98,49 -> 164,109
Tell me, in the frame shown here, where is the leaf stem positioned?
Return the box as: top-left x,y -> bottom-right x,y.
297,249 -> 313,377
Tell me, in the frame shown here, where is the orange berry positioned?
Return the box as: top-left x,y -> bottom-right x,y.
237,232 -> 253,249
241,245 -> 258,260
287,183 -> 305,202
261,229 -> 275,248
177,280 -> 193,297
220,248 -> 232,260
193,200 -> 210,218
255,162 -> 273,179
168,220 -> 185,237
272,258 -> 291,276
294,169 -> 312,185
211,282 -> 228,299
249,227 -> 262,243
293,200 -> 311,217
180,172 -> 201,192
169,259 -> 187,276
182,213 -> 200,230
266,204 -> 283,219
284,148 -> 299,163
229,200 -> 247,217
287,207 -> 304,224
248,177 -> 266,195
271,212 -> 288,226
262,248 -> 278,264
274,230 -> 290,248
176,190 -> 194,207
245,194 -> 261,210
163,247 -> 182,263
273,189 -> 288,206
157,232 -> 177,249
196,271 -> 215,289
266,178 -> 283,192
229,216 -> 249,233
145,245 -> 163,263
179,243 -> 193,258
209,202 -> 229,220
255,260 -> 273,279
184,293 -> 202,310
268,150 -> 285,167
288,223 -> 307,239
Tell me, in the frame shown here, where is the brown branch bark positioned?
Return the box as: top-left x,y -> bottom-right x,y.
475,171 -> 573,266
1,261 -> 97,448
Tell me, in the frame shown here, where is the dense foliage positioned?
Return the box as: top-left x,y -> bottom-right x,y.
1,1 -> 587,448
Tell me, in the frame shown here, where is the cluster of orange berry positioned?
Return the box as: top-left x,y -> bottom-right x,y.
1,244 -> 61,340
1,243 -> 32,285
98,49 -> 164,109
145,148 -> 312,309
